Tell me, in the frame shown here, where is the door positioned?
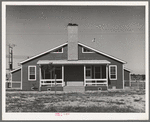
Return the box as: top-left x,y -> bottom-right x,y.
64,65 -> 84,86
86,66 -> 92,79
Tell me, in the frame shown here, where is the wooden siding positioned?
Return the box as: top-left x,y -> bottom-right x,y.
41,86 -> 63,91
124,69 -> 130,87
124,70 -> 130,80
22,45 -> 67,90
12,83 -> 21,88
20,44 -> 124,90
78,45 -> 123,89
12,69 -> 21,81
24,45 -> 67,64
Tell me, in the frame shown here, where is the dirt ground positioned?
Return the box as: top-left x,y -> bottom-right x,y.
6,87 -> 145,112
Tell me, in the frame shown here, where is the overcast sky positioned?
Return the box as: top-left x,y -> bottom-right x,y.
6,6 -> 145,74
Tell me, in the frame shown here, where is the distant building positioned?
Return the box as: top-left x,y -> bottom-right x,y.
131,74 -> 145,81
124,68 -> 131,87
9,23 -> 131,91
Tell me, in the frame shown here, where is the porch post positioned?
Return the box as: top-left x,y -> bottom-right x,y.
106,64 -> 108,89
62,65 -> 64,87
39,64 -> 41,91
84,65 -> 86,86
123,64 -> 124,89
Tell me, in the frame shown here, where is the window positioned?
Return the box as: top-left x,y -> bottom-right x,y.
82,47 -> 94,53
28,66 -> 36,81
94,66 -> 106,79
52,48 -> 63,53
86,66 -> 92,79
95,66 -> 101,78
41,66 -> 62,79
109,65 -> 117,80
55,67 -> 62,79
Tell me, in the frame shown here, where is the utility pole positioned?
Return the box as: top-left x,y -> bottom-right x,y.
6,44 -> 16,88
8,44 -> 16,71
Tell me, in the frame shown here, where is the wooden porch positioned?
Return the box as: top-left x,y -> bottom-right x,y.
37,60 -> 110,91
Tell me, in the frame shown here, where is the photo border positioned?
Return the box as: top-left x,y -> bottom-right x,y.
2,1 -> 149,120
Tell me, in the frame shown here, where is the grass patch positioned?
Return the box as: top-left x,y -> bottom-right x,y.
6,89 -> 145,112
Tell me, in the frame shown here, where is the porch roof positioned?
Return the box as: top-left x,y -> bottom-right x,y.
37,60 -> 110,65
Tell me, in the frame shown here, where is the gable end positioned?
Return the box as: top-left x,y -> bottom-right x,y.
78,42 -> 126,64
20,43 -> 67,64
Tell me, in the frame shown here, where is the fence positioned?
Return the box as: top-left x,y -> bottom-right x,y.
130,81 -> 145,89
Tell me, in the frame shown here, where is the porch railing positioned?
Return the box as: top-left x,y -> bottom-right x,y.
40,79 -> 63,87
85,79 -> 107,86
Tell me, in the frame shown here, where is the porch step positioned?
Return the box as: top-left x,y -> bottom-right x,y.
63,86 -> 85,93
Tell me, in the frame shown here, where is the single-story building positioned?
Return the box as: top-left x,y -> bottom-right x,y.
10,23 -> 131,91
124,68 -> 131,87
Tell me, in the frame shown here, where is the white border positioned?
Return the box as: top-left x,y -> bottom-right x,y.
145,2 -> 149,117
28,65 -> 36,81
2,1 -> 149,121
109,65 -> 117,80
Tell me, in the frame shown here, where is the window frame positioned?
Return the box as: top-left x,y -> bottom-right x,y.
82,47 -> 94,53
85,66 -> 92,79
52,47 -> 63,53
94,66 -> 104,79
28,65 -> 36,81
109,65 -> 117,80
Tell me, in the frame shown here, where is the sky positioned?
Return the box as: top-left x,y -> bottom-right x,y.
6,5 -> 145,74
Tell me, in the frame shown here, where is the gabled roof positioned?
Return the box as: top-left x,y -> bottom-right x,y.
124,67 -> 132,72
78,42 -> 126,64
20,43 -> 68,64
19,41 -> 126,64
11,67 -> 21,73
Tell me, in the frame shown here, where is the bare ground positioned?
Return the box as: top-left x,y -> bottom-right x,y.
6,88 -> 145,112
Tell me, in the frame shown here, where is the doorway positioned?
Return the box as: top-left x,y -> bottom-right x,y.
64,65 -> 84,86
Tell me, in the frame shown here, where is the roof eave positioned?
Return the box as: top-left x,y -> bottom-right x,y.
20,42 -> 68,64
11,67 -> 21,73
78,42 -> 127,64
124,67 -> 132,72
37,60 -> 111,65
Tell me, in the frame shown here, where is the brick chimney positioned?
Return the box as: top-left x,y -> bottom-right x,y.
67,23 -> 78,60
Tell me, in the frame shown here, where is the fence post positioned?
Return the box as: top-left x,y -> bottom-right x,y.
55,74 -> 57,95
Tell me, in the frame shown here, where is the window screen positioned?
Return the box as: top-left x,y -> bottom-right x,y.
28,66 -> 36,80
109,65 -> 117,80
83,47 -> 93,53
53,48 -> 63,53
